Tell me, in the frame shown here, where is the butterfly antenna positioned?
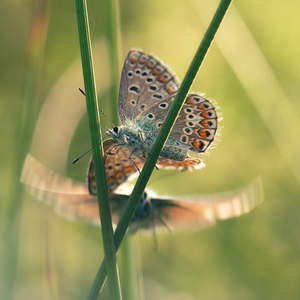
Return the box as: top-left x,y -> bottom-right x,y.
72,148 -> 92,164
78,87 -> 86,96
78,87 -> 115,127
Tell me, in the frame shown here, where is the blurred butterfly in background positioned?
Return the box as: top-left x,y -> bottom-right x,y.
21,150 -> 263,233
106,49 -> 219,170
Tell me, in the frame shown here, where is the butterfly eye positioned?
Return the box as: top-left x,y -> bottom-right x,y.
113,127 -> 119,133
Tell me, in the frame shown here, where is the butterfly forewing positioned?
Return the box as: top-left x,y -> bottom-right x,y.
118,49 -> 180,124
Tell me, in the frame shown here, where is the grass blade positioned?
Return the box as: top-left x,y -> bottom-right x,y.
106,0 -> 121,125
74,0 -> 121,299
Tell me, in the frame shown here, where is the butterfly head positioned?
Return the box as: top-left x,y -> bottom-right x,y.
106,126 -> 122,139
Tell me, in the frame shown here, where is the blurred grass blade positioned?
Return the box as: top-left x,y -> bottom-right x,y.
192,0 -> 300,184
106,0 -> 121,125
120,236 -> 141,300
106,1 -> 139,299
87,0 -> 232,296
1,0 -> 49,299
74,0 -> 121,299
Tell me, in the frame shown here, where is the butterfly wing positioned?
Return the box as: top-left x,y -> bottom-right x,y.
148,178 -> 263,231
22,153 -> 134,226
118,49 -> 180,124
88,139 -> 143,195
21,154 -> 101,225
135,92 -> 218,157
170,93 -> 218,154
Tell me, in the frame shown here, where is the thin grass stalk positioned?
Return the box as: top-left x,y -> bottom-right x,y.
120,236 -> 140,300
106,0 -> 138,297
0,1 -> 49,299
74,0 -> 121,299
106,0 -> 121,125
87,0 -> 232,297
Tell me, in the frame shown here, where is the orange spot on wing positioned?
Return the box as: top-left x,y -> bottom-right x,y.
186,97 -> 195,104
158,75 -> 168,83
152,68 -> 162,75
165,84 -> 176,93
192,140 -> 204,150
124,166 -> 134,173
115,171 -> 124,179
197,103 -> 207,110
197,129 -> 208,138
201,111 -> 211,118
147,62 -> 155,68
139,57 -> 147,64
130,57 -> 137,64
200,120 -> 210,127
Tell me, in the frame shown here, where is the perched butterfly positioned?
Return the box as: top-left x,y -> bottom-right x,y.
106,49 -> 218,169
21,152 -> 263,232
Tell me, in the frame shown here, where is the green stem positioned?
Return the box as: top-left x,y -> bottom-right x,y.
120,235 -> 140,300
74,0 -> 121,299
106,0 -> 121,125
87,0 -> 232,297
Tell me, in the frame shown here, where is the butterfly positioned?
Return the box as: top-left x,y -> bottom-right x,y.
106,49 -> 218,169
21,151 -> 263,233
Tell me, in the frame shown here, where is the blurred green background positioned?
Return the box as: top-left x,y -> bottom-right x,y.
1,0 -> 300,299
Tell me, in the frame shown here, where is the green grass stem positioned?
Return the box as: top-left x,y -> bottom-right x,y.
74,0 -> 121,299
106,0 -> 121,125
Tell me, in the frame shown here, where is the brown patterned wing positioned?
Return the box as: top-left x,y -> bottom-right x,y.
145,178 -> 263,232
135,92 -> 218,157
171,93 -> 218,154
88,139 -> 143,195
21,154 -> 101,224
117,49 -> 180,124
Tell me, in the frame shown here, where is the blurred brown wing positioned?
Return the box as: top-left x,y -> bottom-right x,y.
149,178 -> 263,231
21,154 -> 127,225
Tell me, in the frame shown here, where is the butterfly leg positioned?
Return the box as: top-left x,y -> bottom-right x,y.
128,148 -> 143,173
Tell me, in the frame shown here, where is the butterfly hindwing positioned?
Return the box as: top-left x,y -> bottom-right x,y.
88,139 -> 142,195
133,91 -> 218,158
170,93 -> 218,153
